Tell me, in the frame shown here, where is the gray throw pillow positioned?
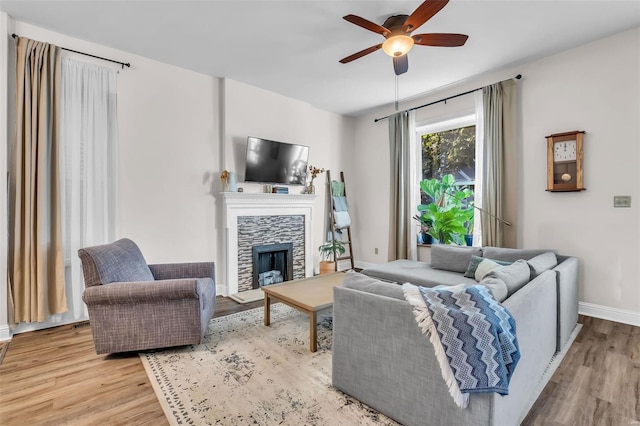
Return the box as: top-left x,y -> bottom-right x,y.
431,245 -> 483,273
463,255 -> 512,279
342,270 -> 405,300
478,275 -> 508,302
484,259 -> 531,297
527,252 -> 558,278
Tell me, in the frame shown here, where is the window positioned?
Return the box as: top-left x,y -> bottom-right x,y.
416,114 -> 480,245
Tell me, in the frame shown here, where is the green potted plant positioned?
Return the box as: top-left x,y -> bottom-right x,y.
416,174 -> 474,245
462,206 -> 475,246
318,239 -> 346,274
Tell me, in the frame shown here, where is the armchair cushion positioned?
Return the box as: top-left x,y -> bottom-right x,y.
78,238 -> 154,286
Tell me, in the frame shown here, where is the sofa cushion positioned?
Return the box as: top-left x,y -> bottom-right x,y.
478,275 -> 508,302
343,271 -> 405,300
463,255 -> 512,279
78,238 -> 155,285
482,247 -> 558,263
361,259 -> 476,288
484,259 -> 531,297
527,252 -> 559,278
431,245 -> 483,273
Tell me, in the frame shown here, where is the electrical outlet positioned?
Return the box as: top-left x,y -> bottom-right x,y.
374,248 -> 379,255
614,196 -> 631,207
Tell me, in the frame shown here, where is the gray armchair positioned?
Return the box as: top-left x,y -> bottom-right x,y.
78,238 -> 216,354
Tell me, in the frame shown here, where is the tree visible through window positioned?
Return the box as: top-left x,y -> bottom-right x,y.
421,125 -> 476,205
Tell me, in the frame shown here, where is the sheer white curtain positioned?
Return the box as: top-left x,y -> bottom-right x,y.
60,58 -> 118,320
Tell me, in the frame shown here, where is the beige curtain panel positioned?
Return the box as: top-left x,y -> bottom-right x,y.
388,111 -> 412,261
8,37 -> 67,323
481,79 -> 517,248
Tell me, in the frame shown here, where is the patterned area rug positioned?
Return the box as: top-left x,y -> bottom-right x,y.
140,304 -> 398,425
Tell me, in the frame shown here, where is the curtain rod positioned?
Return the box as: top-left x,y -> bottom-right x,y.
11,33 -> 131,69
374,74 -> 522,123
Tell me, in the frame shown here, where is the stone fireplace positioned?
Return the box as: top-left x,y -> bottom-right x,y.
221,192 -> 317,296
237,215 -> 304,292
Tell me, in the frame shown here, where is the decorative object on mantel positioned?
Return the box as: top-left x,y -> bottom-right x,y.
220,170 -> 229,191
221,170 -> 238,192
307,165 -> 325,194
546,130 -> 585,192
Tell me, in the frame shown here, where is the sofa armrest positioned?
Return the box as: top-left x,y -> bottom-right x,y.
82,279 -> 200,305
497,270 -> 557,425
148,262 -> 215,281
553,257 -> 579,351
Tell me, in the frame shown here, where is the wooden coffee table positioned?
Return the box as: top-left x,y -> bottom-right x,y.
261,272 -> 344,352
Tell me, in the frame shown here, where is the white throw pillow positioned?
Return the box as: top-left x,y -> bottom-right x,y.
474,259 -> 504,281
478,275 -> 508,302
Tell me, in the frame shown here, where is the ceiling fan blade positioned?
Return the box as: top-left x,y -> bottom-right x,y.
339,44 -> 383,64
393,55 -> 408,75
412,33 -> 468,47
343,14 -> 390,36
403,0 -> 449,32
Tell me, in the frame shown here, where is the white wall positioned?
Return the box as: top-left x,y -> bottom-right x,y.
221,78 -> 355,275
519,28 -> 639,319
352,27 -> 640,323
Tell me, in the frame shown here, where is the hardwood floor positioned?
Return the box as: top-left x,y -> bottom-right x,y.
522,315 -> 639,426
0,302 -> 637,425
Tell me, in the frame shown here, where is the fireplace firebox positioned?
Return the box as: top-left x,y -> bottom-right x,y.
252,243 -> 294,288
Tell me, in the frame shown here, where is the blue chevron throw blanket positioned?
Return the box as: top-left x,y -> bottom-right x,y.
403,283 -> 521,408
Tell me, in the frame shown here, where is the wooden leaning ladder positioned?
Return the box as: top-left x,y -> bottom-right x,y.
326,170 -> 355,271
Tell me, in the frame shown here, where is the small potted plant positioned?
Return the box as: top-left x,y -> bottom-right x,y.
318,239 -> 346,274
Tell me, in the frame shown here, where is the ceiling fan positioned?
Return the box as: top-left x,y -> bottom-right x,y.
339,0 -> 468,75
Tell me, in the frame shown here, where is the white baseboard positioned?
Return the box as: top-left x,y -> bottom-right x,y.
0,324 -> 12,342
217,283 -> 228,297
579,302 -> 640,327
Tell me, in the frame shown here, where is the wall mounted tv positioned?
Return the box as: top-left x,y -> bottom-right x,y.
244,137 -> 309,185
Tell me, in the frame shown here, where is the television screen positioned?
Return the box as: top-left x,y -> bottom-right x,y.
244,137 -> 309,185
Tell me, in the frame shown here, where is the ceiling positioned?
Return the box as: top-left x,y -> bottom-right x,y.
1,1 -> 639,116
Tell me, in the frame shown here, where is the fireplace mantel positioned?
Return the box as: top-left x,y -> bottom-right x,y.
221,192 -> 317,296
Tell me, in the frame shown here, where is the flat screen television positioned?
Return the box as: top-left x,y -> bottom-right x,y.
244,137 -> 309,185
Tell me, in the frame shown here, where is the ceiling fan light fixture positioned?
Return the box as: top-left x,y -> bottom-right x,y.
382,34 -> 414,57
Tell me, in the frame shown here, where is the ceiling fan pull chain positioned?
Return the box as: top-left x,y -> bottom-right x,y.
395,75 -> 399,111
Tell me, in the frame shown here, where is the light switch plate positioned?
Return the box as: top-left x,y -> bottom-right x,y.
613,196 -> 631,208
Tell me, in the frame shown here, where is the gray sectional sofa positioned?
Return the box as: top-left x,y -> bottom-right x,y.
332,245 -> 579,426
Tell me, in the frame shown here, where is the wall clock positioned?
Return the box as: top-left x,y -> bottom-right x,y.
546,130 -> 585,192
